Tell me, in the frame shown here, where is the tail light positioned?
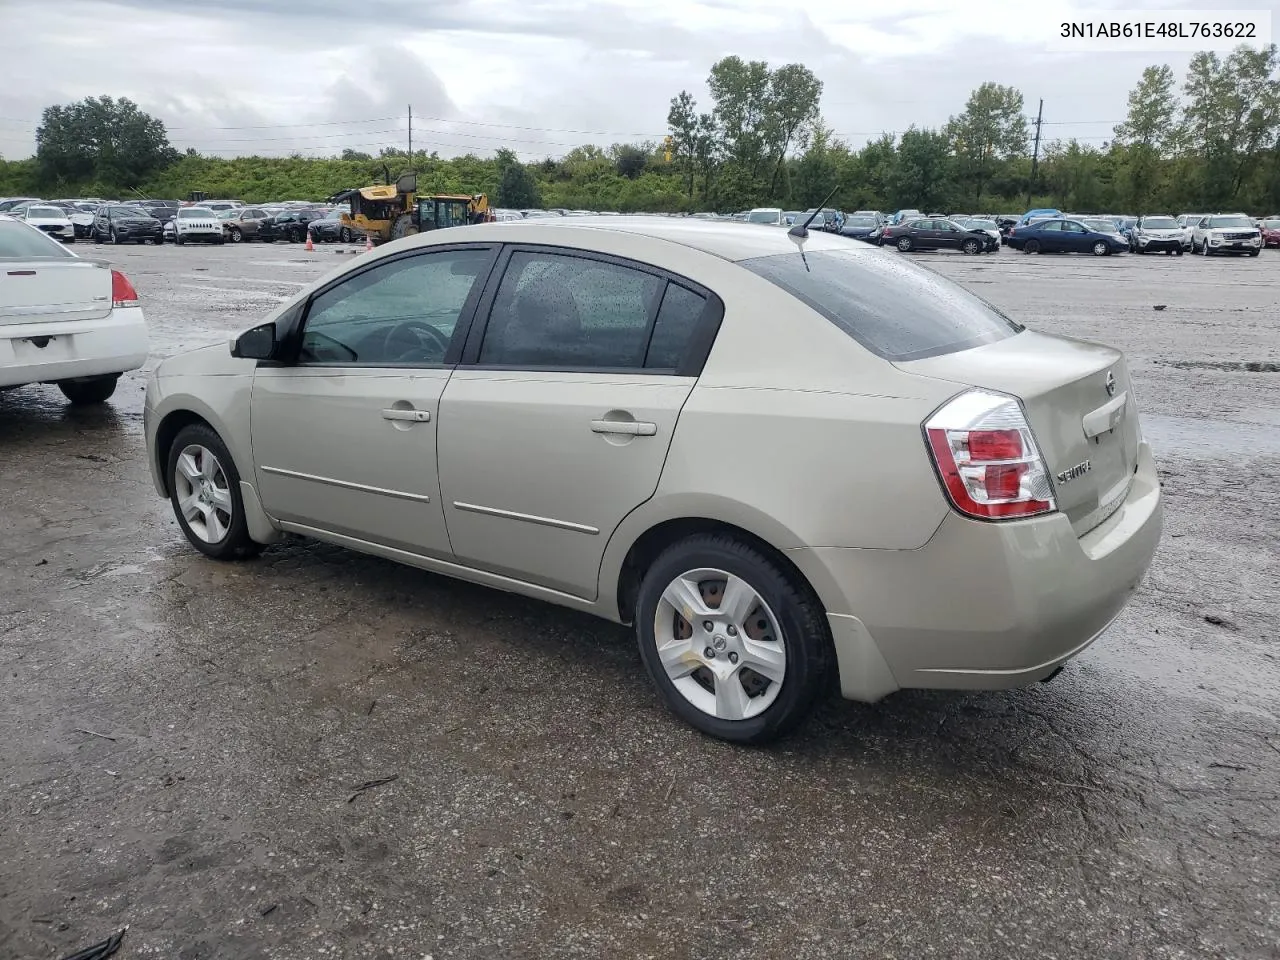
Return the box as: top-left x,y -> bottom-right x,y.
924,390 -> 1055,520
111,269 -> 139,307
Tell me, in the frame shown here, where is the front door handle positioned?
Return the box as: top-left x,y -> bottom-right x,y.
381,408 -> 430,422
591,419 -> 656,437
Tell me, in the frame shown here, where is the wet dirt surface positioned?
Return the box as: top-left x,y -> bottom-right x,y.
2,241 -> 1278,959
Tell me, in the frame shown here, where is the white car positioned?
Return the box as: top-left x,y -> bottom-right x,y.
1190,213 -> 1263,257
21,204 -> 76,243
174,207 -> 225,245
0,216 -> 148,404
745,207 -> 786,226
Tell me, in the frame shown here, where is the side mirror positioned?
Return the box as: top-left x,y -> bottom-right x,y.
231,322 -> 277,361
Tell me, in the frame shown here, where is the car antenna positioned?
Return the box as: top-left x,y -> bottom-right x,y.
788,184 -> 840,271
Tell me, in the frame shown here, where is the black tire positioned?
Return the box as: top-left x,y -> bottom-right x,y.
58,375 -> 118,405
391,214 -> 419,242
1249,249 -> 1261,257
215,236 -> 225,245
1176,248 -> 1184,256
635,534 -> 833,744
1201,242 -> 1211,256
1092,240 -> 1110,257
228,227 -> 243,243
110,228 -> 121,245
153,235 -> 163,245
961,238 -> 981,255
895,236 -> 913,252
175,234 -> 185,245
93,231 -> 103,244
340,227 -> 352,243
166,423 -> 264,561
1024,239 -> 1041,254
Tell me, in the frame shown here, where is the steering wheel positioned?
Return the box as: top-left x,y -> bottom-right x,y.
381,319 -> 451,362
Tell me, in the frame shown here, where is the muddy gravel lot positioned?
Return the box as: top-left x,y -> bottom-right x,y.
2,240 -> 1278,960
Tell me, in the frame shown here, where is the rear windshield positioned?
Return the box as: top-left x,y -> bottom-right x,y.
741,249 -> 1022,362
747,210 -> 780,223
0,219 -> 75,258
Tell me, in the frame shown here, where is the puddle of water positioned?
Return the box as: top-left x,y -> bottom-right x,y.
1142,414 -> 1280,457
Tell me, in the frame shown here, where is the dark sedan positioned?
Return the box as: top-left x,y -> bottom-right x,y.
258,209 -> 326,243
92,204 -> 164,245
306,207 -> 349,242
837,215 -> 883,244
1006,217 -> 1127,256
881,217 -> 997,254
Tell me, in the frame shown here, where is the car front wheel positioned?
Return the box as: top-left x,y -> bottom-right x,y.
1092,240 -> 1110,256
58,374 -> 118,405
962,238 -> 981,255
167,423 -> 264,561
635,534 -> 832,743
228,227 -> 243,243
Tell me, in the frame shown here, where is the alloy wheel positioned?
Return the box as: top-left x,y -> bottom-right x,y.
653,568 -> 787,721
173,444 -> 234,543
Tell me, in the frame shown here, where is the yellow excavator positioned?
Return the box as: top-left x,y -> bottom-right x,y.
334,172 -> 492,245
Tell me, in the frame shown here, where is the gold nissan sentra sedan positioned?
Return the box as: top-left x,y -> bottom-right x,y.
144,218 -> 1162,743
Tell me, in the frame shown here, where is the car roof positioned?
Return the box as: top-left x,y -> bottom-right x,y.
402,216 -> 858,263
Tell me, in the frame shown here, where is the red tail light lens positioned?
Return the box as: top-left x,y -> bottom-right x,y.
925,391 -> 1055,520
111,269 -> 139,307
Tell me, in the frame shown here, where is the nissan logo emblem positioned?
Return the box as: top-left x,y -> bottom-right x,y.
1105,371 -> 1116,397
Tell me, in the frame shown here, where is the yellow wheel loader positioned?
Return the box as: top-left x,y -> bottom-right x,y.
334,172 -> 493,245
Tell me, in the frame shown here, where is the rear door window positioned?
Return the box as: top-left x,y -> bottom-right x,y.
0,220 -> 75,258
741,249 -> 1022,362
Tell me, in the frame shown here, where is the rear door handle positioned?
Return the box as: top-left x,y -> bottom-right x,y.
591,419 -> 656,437
381,408 -> 430,422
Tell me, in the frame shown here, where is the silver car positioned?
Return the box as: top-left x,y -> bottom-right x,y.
144,219 -> 1162,743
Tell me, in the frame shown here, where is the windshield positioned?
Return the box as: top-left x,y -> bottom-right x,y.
27,206 -> 65,218
0,219 -> 75,258
845,217 -> 877,227
1209,216 -> 1253,228
1263,219 -> 1280,229
747,210 -> 780,223
216,209 -> 239,219
1141,217 -> 1178,229
741,249 -> 1022,362
113,206 -> 150,217
965,219 -> 997,229
179,207 -> 215,219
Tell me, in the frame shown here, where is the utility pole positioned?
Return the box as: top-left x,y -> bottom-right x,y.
1027,98 -> 1043,209
407,104 -> 413,170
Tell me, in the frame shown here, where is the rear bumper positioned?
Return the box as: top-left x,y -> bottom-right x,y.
0,308 -> 149,387
790,442 -> 1162,701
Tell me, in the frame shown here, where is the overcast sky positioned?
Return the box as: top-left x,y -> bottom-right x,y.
0,0 -> 1276,162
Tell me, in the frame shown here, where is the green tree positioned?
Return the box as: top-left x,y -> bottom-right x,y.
764,63 -> 823,193
707,56 -> 773,180
946,83 -> 1027,206
610,142 -> 650,180
36,96 -> 176,188
667,90 -> 699,199
1112,65 -> 1180,210
497,161 -> 540,208
890,127 -> 954,211
791,124 -> 841,207
1182,44 -> 1280,204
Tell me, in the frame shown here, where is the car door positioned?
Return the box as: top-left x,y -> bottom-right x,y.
250,244 -> 498,559
936,219 -> 965,250
436,246 -> 721,599
1059,220 -> 1089,252
910,219 -> 937,249
1035,220 -> 1064,251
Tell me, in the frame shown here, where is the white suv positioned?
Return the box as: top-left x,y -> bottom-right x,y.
174,206 -> 225,245
0,216 -> 147,404
1190,213 -> 1262,257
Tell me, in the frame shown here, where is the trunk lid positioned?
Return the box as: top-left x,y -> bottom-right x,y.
897,330 -> 1140,536
0,259 -> 113,326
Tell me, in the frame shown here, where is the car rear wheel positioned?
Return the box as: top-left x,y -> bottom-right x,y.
167,424 -> 264,561
962,238 -> 981,255
1092,240 -> 1109,257
635,534 -> 832,743
58,374 -> 118,405
895,236 -> 913,252
1024,239 -> 1041,254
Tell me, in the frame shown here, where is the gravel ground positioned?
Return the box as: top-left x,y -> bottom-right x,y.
1,239 -> 1278,960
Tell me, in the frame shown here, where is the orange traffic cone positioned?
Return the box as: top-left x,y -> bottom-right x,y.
364,234 -> 374,253
304,230 -> 314,252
